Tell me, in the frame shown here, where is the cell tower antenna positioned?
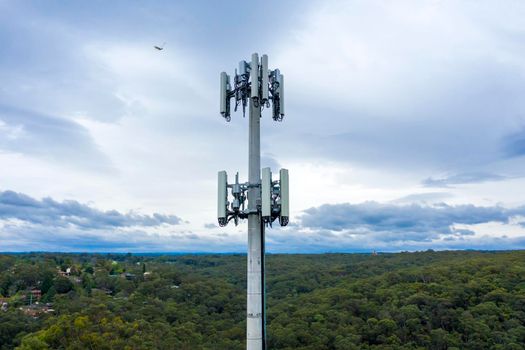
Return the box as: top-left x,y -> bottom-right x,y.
217,53 -> 289,350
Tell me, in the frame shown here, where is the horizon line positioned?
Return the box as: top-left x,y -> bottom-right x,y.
1,248 -> 524,256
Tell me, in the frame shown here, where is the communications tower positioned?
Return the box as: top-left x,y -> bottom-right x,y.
217,53 -> 289,350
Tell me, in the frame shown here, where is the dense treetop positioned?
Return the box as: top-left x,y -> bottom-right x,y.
0,250 -> 524,349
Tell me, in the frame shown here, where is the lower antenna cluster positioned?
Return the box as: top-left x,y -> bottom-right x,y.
217,168 -> 289,227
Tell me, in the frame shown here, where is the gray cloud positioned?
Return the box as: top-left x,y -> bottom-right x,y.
0,105 -> 112,171
0,224 -> 244,253
1,189 -> 524,253
264,229 -> 525,254
422,172 -> 507,188
261,153 -> 282,171
0,190 -> 182,230
502,127 -> 525,158
299,202 -> 523,241
453,228 -> 476,236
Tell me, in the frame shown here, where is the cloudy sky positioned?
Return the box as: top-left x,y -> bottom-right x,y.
1,0 -> 525,253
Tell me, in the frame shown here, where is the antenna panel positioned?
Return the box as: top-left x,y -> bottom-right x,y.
279,168 -> 289,226
218,171 -> 228,225
250,53 -> 259,99
261,54 -> 269,102
261,167 -> 272,218
220,72 -> 229,117
239,60 -> 247,75
278,73 -> 285,117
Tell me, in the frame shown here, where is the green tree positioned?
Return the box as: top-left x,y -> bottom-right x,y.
53,277 -> 73,294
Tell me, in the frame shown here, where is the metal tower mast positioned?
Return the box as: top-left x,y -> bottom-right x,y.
217,53 -> 289,350
247,88 -> 264,349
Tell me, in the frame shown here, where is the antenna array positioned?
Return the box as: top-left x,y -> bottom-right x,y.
220,54 -> 285,122
217,53 -> 289,350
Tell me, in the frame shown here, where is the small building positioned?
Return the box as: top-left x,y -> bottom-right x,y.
19,304 -> 54,318
20,306 -> 39,317
57,267 -> 72,276
124,273 -> 136,280
29,289 -> 42,300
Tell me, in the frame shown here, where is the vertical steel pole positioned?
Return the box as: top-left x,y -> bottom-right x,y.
246,94 -> 265,350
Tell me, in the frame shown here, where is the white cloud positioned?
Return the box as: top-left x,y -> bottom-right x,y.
278,0 -> 525,116
271,0 -> 525,177
0,119 -> 25,140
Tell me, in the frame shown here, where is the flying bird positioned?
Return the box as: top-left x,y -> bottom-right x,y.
154,42 -> 166,51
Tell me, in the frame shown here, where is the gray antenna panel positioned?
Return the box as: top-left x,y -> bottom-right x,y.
278,74 -> 285,117
250,53 -> 259,99
220,72 -> 228,116
261,167 -> 272,218
279,168 -> 289,225
239,60 -> 247,75
261,54 -> 269,102
218,171 -> 228,225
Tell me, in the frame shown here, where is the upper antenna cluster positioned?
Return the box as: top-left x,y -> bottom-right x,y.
220,53 -> 285,122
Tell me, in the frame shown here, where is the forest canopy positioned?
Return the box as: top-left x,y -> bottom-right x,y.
0,250 -> 524,349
